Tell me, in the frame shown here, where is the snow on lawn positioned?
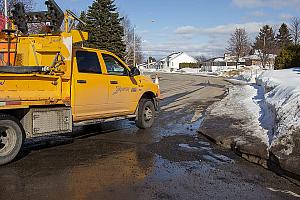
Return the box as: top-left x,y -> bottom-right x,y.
208,84 -> 272,145
257,68 -> 300,155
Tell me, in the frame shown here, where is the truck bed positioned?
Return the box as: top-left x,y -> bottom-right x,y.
0,73 -> 68,109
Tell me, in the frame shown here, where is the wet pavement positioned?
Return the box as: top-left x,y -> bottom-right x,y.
0,74 -> 299,200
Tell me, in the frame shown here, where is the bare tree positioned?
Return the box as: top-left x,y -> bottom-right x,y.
195,55 -> 208,62
122,15 -> 143,67
226,28 -> 251,69
290,17 -> 300,45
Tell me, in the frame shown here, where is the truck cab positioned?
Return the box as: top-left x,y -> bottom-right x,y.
0,31 -> 159,165
72,48 -> 159,123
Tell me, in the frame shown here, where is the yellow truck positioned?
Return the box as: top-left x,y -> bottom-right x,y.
0,1 -> 160,165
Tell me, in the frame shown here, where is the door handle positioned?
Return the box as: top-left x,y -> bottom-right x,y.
110,80 -> 118,85
77,80 -> 87,84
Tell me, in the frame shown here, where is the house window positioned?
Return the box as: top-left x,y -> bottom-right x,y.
172,62 -> 174,66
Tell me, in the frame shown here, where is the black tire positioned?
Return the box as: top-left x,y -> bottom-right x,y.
136,99 -> 155,129
0,114 -> 25,165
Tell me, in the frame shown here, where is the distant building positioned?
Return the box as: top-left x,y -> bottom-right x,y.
202,54 -> 245,72
157,52 -> 198,72
202,51 -> 277,72
243,50 -> 276,69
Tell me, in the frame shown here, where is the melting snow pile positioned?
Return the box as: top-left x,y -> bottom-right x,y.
201,68 -> 300,177
206,68 -> 300,153
257,68 -> 300,155
208,84 -> 272,145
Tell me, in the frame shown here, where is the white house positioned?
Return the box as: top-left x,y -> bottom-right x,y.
158,52 -> 198,72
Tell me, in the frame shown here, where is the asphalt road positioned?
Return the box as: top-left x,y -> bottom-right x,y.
0,73 -> 299,200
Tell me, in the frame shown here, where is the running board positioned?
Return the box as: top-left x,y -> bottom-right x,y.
73,115 -> 136,127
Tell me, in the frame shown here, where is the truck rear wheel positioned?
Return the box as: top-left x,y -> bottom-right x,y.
136,99 -> 155,129
0,114 -> 25,165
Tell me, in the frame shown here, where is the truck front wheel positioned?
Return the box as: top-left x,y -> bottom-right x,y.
0,114 -> 25,165
136,99 -> 155,129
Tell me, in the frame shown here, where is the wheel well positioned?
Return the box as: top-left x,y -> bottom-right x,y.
141,91 -> 156,100
0,109 -> 29,121
139,91 -> 159,111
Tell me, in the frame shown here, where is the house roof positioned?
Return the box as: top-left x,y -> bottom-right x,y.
159,52 -> 198,63
160,52 -> 183,62
204,57 -> 223,62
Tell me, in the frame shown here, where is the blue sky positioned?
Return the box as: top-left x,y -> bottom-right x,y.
35,0 -> 300,58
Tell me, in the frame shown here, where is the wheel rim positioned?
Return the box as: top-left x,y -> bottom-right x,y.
144,106 -> 153,121
0,126 -> 17,157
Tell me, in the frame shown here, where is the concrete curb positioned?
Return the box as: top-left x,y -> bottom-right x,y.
199,116 -> 300,183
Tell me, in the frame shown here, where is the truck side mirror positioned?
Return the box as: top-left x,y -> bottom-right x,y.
129,67 -> 140,77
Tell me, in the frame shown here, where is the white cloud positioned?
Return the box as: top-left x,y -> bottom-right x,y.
175,22 -> 266,36
232,0 -> 265,8
232,0 -> 300,8
145,21 -> 275,58
175,26 -> 199,35
142,40 -> 225,58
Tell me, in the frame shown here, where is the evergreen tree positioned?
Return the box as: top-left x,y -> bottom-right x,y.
79,0 -> 126,58
276,23 -> 292,50
254,25 -> 276,68
274,45 -> 300,69
76,11 -> 87,31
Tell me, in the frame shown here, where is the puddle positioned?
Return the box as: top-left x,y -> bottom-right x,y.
148,133 -> 235,167
200,146 -> 212,151
149,155 -> 215,182
160,111 -> 207,138
190,112 -> 206,131
198,141 -> 211,146
179,144 -> 199,151
203,154 -> 234,164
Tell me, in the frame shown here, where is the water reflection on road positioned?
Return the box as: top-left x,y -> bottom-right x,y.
0,74 -> 299,200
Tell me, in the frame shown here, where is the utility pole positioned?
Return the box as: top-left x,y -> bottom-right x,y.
263,35 -> 266,69
133,25 -> 136,68
4,0 -> 8,29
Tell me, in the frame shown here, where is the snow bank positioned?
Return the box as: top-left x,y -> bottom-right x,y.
142,68 -> 219,76
142,66 -> 263,80
222,67 -> 262,83
257,68 -> 300,155
207,85 -> 271,145
200,68 -> 300,177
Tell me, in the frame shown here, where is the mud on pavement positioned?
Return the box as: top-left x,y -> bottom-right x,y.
0,74 -> 299,200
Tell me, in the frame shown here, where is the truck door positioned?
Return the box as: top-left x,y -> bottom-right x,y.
101,53 -> 139,115
72,50 -> 109,121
